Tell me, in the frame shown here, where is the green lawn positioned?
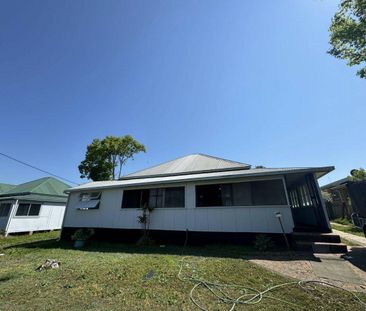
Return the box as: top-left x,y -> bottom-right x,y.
0,232 -> 365,311
331,223 -> 365,237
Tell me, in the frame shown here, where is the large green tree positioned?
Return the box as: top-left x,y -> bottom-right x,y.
328,0 -> 366,78
79,135 -> 146,181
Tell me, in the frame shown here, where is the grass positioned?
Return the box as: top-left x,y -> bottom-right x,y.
340,237 -> 362,247
331,223 -> 365,237
333,218 -> 353,226
0,232 -> 365,311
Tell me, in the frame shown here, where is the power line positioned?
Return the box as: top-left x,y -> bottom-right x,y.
0,152 -> 79,185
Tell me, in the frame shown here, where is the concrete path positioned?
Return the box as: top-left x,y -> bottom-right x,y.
248,251 -> 366,293
331,227 -> 366,247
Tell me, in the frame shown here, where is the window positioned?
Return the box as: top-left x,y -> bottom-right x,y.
122,189 -> 149,208
28,204 -> 41,216
149,188 -> 164,208
164,187 -> 185,207
80,192 -> 101,202
76,192 -> 101,210
251,180 -> 287,205
196,184 -> 234,207
15,203 -> 41,216
196,179 -> 287,207
122,187 -> 185,209
0,203 -> 12,217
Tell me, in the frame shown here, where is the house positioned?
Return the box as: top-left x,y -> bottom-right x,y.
0,177 -> 70,236
61,154 -> 334,243
321,177 -> 352,219
322,177 -> 366,225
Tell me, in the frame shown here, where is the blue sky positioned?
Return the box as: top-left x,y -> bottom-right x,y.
0,0 -> 365,186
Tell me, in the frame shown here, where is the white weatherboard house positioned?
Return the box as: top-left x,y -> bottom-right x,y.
61,154 -> 334,243
0,177 -> 70,236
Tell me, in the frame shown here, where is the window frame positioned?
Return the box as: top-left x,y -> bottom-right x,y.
195,177 -> 289,208
15,202 -> 42,217
121,186 -> 185,209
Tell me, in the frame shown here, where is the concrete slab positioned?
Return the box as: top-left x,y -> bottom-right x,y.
311,256 -> 363,285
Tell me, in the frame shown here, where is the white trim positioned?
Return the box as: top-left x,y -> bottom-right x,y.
5,200 -> 18,236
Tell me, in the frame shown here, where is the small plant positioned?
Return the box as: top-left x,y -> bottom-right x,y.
137,203 -> 155,246
71,228 -> 95,241
254,234 -> 275,251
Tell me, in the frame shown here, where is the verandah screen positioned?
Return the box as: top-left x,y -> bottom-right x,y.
122,187 -> 185,209
196,179 -> 287,207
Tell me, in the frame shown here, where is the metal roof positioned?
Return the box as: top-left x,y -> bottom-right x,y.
0,177 -> 70,202
0,194 -> 67,204
321,177 -> 350,190
125,154 -> 250,179
67,166 -> 334,193
0,183 -> 16,194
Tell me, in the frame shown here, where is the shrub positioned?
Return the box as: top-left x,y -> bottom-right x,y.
254,234 -> 275,251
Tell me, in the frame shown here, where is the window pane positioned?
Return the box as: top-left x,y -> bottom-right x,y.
251,180 -> 287,205
28,204 -> 41,216
164,187 -> 185,207
16,203 -> 30,216
80,193 -> 90,202
232,182 -> 252,206
0,203 -> 11,217
149,188 -> 163,208
196,184 -> 223,207
122,190 -> 141,208
221,184 -> 233,206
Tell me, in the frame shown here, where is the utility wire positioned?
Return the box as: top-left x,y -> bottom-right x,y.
0,152 -> 79,185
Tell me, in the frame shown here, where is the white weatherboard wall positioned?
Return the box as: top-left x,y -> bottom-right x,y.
64,177 -> 294,234
7,202 -> 66,234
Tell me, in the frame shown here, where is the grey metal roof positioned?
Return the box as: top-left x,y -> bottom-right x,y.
321,177 -> 350,190
125,154 -> 250,179
66,166 -> 334,193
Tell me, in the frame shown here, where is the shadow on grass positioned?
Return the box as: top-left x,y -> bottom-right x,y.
3,237 -> 322,262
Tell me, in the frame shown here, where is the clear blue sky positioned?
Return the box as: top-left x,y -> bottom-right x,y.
0,0 -> 365,186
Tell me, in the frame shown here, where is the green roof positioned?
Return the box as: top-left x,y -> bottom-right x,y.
0,183 -> 16,194
0,194 -> 67,204
0,177 -> 70,203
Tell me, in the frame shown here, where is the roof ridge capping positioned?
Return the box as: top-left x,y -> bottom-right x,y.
121,153 -> 251,180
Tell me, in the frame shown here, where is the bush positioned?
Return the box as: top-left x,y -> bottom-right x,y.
254,234 -> 275,251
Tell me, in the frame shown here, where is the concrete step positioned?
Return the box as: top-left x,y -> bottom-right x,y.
293,232 -> 341,243
312,242 -> 348,254
294,241 -> 314,251
294,241 -> 348,254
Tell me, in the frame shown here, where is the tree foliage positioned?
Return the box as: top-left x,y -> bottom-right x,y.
78,135 -> 146,181
349,168 -> 366,181
328,0 -> 366,78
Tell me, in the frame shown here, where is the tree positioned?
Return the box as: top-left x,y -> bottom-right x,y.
78,135 -> 146,181
328,0 -> 366,78
349,168 -> 366,181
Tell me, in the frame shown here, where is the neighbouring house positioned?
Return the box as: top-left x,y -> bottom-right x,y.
61,154 -> 333,244
321,178 -> 352,219
322,178 -> 366,223
0,177 -> 70,236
